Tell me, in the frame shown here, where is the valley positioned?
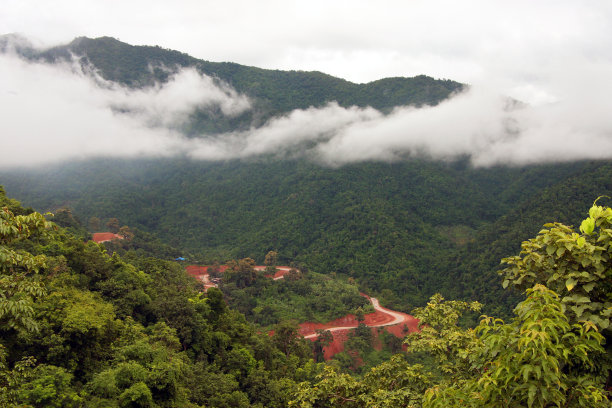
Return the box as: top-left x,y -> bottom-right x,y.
185,261 -> 418,359
2,32 -> 612,407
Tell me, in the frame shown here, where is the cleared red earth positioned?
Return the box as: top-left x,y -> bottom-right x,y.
92,232 -> 124,243
185,265 -> 419,360
300,295 -> 419,360
185,264 -> 292,290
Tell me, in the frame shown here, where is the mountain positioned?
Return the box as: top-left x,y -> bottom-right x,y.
2,35 -> 612,317
2,35 -> 463,134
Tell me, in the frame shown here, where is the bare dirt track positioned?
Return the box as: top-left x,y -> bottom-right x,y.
185,264 -> 419,360
185,265 -> 291,290
299,294 -> 419,360
300,295 -> 418,338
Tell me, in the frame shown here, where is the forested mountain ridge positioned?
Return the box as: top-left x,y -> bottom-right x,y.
3,34 -> 612,405
1,34 -> 462,134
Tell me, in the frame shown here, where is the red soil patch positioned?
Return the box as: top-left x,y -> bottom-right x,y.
317,326 -> 416,361
92,232 -> 124,243
300,294 -> 420,360
184,264 -> 420,360
185,265 -> 291,291
255,266 -> 293,279
299,314 -> 360,337
322,329 -> 352,360
185,265 -> 229,276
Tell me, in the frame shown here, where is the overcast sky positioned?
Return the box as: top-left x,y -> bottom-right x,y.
3,0 -> 610,86
2,0 -> 612,167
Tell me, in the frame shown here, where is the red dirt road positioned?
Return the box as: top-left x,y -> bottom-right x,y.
300,295 -> 418,339
300,295 -> 419,360
185,265 -> 292,290
254,265 -> 293,280
185,264 -> 419,360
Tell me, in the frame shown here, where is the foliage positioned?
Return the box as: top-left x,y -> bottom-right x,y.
296,204 -> 612,408
297,284 -> 609,408
0,205 -> 49,333
221,269 -> 371,328
16,364 -> 82,408
501,200 -> 612,332
291,357 -> 433,408
4,156 -> 607,320
1,175 -> 612,407
312,330 -> 333,363
224,257 -> 258,289
426,285 -> 608,407
405,294 -> 482,379
0,188 -> 320,407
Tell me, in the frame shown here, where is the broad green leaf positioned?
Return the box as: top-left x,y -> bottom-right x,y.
589,205 -> 602,219
580,217 -> 595,235
562,294 -> 590,304
571,304 -> 589,318
583,282 -> 596,292
566,278 -> 577,292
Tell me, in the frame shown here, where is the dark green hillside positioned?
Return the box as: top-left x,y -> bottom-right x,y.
3,34 -> 612,318
3,158 -> 606,315
0,187 -> 322,407
442,160 -> 612,316
3,185 -> 611,406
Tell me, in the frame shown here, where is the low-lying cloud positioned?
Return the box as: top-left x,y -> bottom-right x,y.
0,52 -> 249,167
2,44 -> 612,169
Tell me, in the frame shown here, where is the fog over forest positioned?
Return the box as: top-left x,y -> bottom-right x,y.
2,34 -> 612,168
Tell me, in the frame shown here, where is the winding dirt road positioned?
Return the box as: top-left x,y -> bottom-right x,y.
185,264 -> 419,347
302,296 -> 416,339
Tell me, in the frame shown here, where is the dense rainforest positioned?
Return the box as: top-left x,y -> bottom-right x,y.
1,186 -> 321,407
2,35 -> 612,406
2,35 -> 612,318
4,157 -> 612,319
2,187 -> 611,407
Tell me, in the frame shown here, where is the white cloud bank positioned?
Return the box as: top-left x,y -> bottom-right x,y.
2,46 -> 612,169
0,53 -> 249,167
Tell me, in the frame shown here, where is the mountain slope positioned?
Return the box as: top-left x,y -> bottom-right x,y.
3,157 -> 608,315
2,35 -> 611,317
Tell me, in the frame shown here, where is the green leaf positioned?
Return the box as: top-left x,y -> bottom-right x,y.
566,278 -> 577,292
562,294 -> 590,304
580,217 -> 595,235
583,282 -> 596,292
571,304 -> 589,318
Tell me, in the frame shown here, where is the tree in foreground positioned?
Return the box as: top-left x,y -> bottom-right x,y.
426,285 -> 607,407
291,201 -> 612,407
0,205 -> 54,405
